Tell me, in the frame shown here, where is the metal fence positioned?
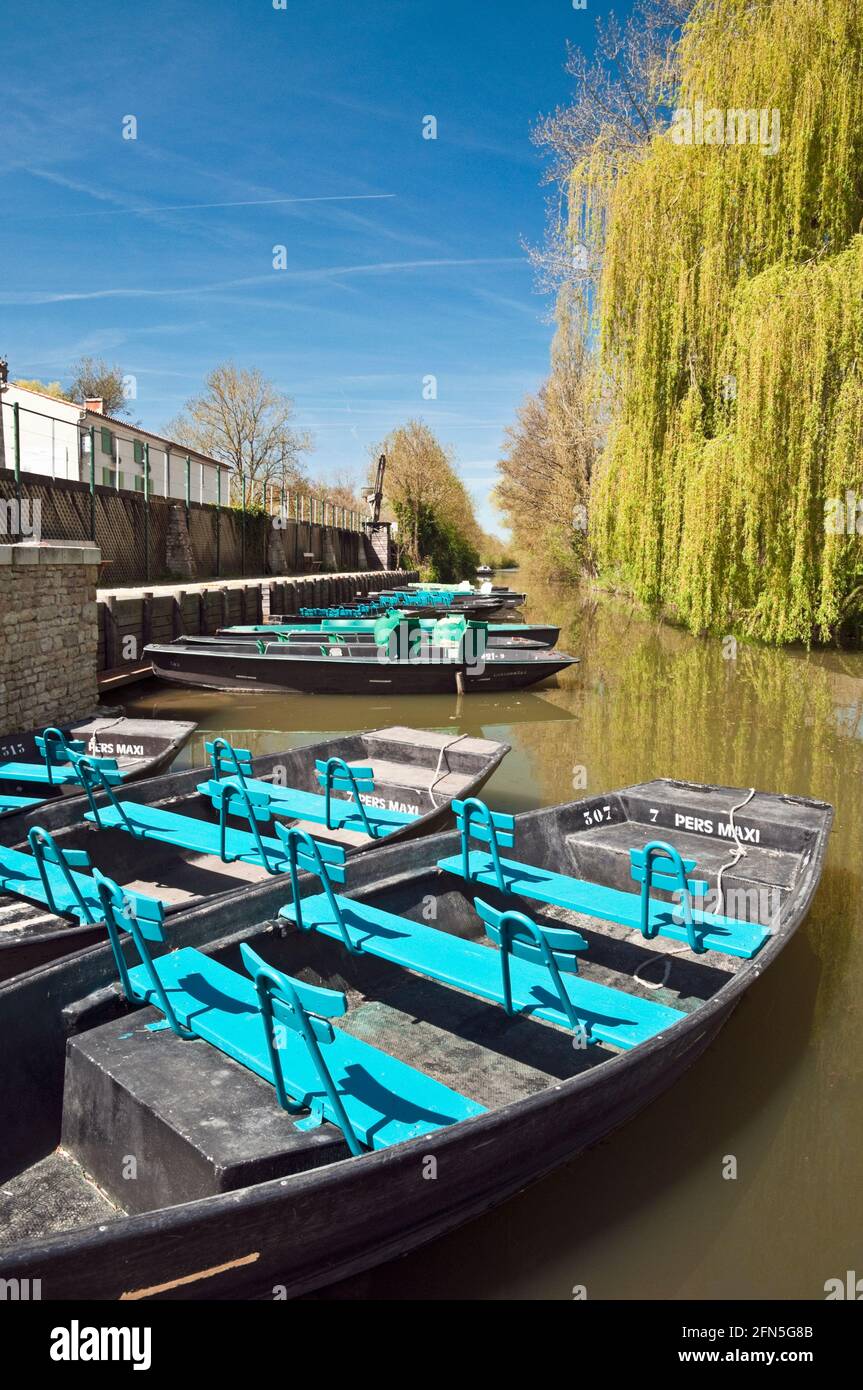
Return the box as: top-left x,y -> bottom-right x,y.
0,398 -> 369,585
0,396 -> 366,541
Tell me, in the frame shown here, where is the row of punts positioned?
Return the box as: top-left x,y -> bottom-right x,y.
0,575 -> 835,1300
142,602 -> 578,695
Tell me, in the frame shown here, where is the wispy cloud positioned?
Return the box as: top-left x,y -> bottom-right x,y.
1,257 -> 523,305
20,170 -> 397,220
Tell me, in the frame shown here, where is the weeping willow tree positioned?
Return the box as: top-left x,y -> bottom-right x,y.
579,0 -> 863,644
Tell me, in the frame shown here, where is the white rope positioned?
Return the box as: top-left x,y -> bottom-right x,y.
375,733 -> 473,808
714,787 -> 756,915
349,734 -> 474,807
84,717 -> 124,756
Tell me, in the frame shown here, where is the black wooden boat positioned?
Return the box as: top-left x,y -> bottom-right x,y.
143,638 -> 578,694
399,582 -> 527,608
209,619 -> 560,648
0,726 -> 508,978
0,778 -> 831,1299
374,592 -> 522,618
0,717 -> 195,819
367,597 -> 509,619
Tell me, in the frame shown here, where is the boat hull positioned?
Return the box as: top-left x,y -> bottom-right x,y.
0,948 -> 729,1300
0,779 -> 833,1300
0,717 -> 195,820
144,644 -> 577,694
215,623 -> 561,648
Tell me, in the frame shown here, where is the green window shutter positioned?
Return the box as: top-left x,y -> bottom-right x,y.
134,475 -> 144,493
100,427 -> 113,454
101,468 -> 114,486
133,439 -> 144,464
118,473 -> 126,490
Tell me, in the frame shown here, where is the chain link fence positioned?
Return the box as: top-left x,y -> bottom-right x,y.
0,397 -> 368,585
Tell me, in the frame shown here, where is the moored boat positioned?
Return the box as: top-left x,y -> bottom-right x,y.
142,636 -> 578,695
0,726 -> 509,978
0,717 -> 195,818
215,617 -> 561,648
402,580 -> 527,607
0,777 -> 832,1299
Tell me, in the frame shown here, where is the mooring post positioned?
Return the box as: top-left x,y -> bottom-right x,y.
142,591 -> 153,651
105,593 -> 119,670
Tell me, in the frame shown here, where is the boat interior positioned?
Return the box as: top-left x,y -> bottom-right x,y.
0,780 -> 824,1256
0,718 -> 195,814
0,728 -> 506,949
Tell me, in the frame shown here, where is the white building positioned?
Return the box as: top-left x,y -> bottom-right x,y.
0,383 -> 233,505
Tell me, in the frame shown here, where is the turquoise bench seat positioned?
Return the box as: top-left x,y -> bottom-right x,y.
0,826 -> 158,925
0,761 -> 87,786
0,794 -> 45,810
76,752 -> 293,873
93,873 -> 485,1154
0,838 -> 101,921
83,799 -> 288,869
125,947 -> 484,1149
0,727 -> 121,788
279,888 -> 684,1050
436,799 -> 770,960
436,849 -> 769,959
199,777 -> 415,836
200,738 -> 418,840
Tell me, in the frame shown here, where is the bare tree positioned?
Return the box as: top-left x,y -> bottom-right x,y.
165,363 -> 313,498
321,469 -> 363,513
496,312 -> 601,576
530,0 -> 691,293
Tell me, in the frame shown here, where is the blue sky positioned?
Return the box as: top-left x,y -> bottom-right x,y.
2,0 -> 613,534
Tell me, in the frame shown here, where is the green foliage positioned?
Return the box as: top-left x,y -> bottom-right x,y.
392,500 -> 480,583
579,0 -> 863,643
376,420 -> 483,581
479,547 -> 520,571
13,379 -> 69,400
496,300 -> 598,581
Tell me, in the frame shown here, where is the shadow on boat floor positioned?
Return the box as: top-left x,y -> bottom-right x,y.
0,932 -> 617,1248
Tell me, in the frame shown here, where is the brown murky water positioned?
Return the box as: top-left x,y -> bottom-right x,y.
118,579 -> 863,1300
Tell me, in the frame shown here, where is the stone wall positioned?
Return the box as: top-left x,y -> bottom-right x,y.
0,543 -> 100,737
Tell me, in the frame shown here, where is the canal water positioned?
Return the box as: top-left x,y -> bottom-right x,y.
118,579 -> 862,1299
